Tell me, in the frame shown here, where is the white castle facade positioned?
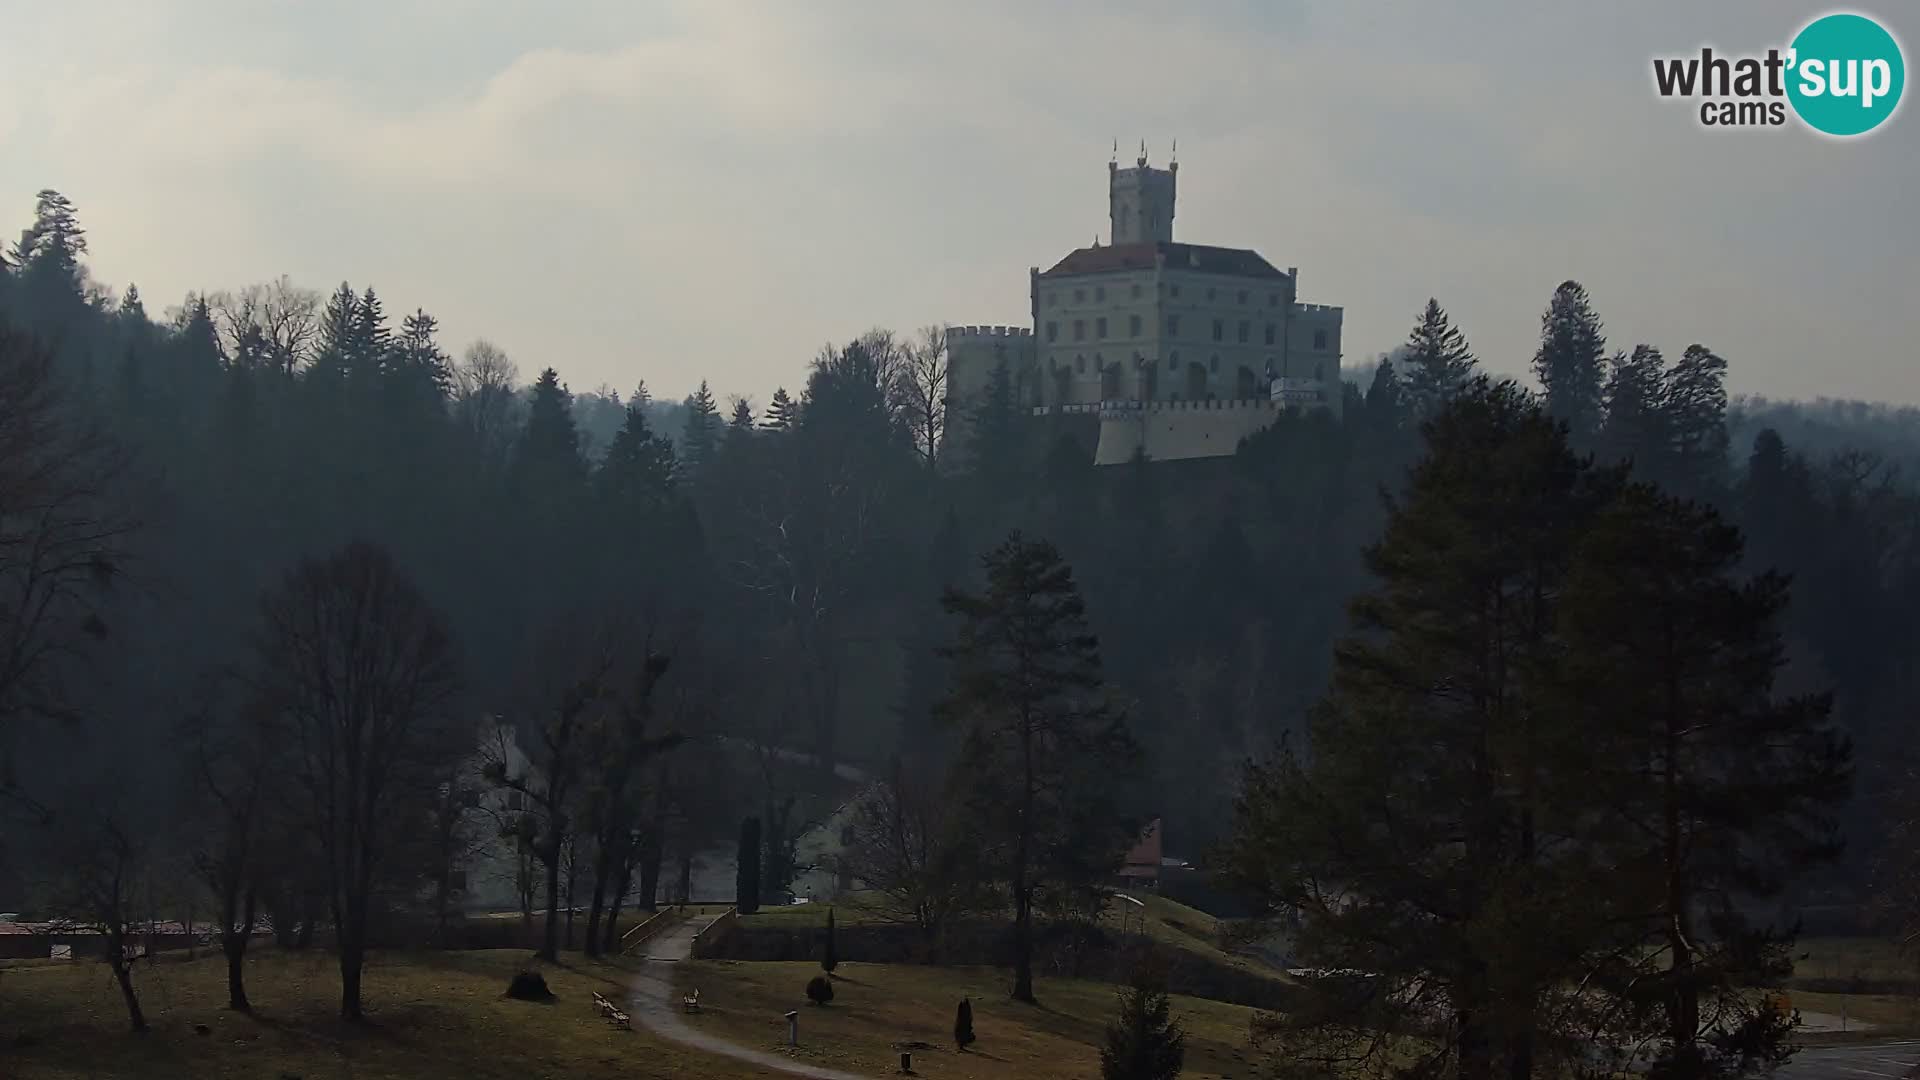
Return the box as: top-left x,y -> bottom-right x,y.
946,147 -> 1344,465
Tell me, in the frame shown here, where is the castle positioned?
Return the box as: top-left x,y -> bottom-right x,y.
946,145 -> 1345,465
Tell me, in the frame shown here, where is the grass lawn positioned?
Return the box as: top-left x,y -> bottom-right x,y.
1792,937 -> 1919,987
676,958 -> 1271,1079
1785,989 -> 1920,1037
0,946 -> 763,1080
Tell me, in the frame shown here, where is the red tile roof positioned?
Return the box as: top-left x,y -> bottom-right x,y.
1042,243 -> 1287,280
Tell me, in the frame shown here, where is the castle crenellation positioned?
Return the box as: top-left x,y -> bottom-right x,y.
944,147 -> 1345,465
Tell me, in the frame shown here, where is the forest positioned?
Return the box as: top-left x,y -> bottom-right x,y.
4,187 -> 1920,1070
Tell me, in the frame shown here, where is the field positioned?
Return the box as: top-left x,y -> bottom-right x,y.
676,957 -> 1270,1079
0,947 -> 763,1080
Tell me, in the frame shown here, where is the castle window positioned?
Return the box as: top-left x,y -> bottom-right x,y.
1209,355 -> 1220,373
1170,284 -> 1182,298
1046,322 -> 1058,342
1238,290 -> 1248,305
1313,329 -> 1328,350
1096,317 -> 1108,339
1076,354 -> 1086,373
1166,314 -> 1181,337
1095,285 -> 1106,301
1129,314 -> 1142,337
1315,362 -> 1325,379
1168,351 -> 1180,371
1074,320 -> 1085,341
1131,283 -> 1142,299
1264,323 -> 1276,346
1074,288 -> 1085,303
1237,321 -> 1249,344
1212,319 -> 1224,342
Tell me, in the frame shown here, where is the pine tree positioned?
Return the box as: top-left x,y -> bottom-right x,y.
763,386 -> 797,430
627,380 -> 651,409
1222,381 -> 1623,1080
11,189 -> 87,275
736,817 -> 762,914
1531,280 -> 1608,443
1600,345 -> 1669,472
965,361 -> 1027,494
1400,299 -> 1476,417
1099,964 -> 1186,1080
939,534 -> 1140,1004
1661,344 -> 1731,495
681,380 -> 721,474
954,998 -> 977,1051
1557,485 -> 1850,1074
821,907 -> 838,974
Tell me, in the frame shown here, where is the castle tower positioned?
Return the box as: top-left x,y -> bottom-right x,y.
1108,140 -> 1176,245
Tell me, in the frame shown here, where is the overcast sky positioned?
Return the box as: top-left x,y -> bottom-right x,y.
3,1 -> 1914,406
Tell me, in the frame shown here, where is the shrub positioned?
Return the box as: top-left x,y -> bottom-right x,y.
1100,963 -> 1185,1080
505,970 -> 554,1002
806,974 -> 834,1006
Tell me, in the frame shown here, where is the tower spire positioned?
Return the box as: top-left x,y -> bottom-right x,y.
1138,138 -> 1147,167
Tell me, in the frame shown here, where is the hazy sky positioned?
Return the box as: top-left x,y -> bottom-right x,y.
3,1 -> 1915,406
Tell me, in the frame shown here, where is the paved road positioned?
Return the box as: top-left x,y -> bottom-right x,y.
627,912 -> 865,1080
1772,1040 -> 1920,1079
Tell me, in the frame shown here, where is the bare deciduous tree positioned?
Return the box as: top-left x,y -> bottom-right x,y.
833,759 -> 984,942
182,670 -> 277,1012
454,340 -> 523,462
210,276 -> 321,376
253,541 -> 463,1021
0,325 -> 133,789
895,324 -> 949,471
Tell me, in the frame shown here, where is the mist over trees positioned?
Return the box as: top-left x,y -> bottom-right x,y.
3,188 -> 1919,1040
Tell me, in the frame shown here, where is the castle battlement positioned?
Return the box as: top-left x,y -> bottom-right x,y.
1295,303 -> 1343,315
949,324 -> 1033,340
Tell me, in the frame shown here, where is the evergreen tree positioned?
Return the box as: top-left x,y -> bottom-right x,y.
119,283 -> 146,324
763,386 -> 797,430
939,533 -> 1140,1004
516,368 -> 586,494
681,380 -> 721,474
348,286 -> 391,381
965,361 -> 1027,494
1400,299 -> 1476,417
726,395 -> 756,443
1661,344 -> 1731,495
1558,484 -> 1850,1075
1531,280 -> 1609,443
1600,345 -> 1670,472
821,906 -> 838,974
1223,381 -> 1623,1080
627,380 -> 651,409
11,189 -> 87,276
396,307 -> 453,396
1100,964 -> 1187,1080
596,404 -> 677,509
955,997 -> 977,1051
736,817 -> 762,914
1363,356 -> 1405,431
310,282 -> 358,383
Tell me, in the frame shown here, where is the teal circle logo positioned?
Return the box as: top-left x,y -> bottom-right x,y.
1787,13 -> 1905,136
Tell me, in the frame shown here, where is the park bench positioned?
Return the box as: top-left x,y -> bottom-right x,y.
590,991 -> 631,1029
682,988 -> 701,1013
